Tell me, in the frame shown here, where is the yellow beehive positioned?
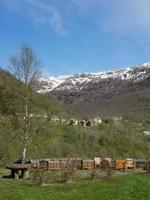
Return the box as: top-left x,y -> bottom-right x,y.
114,160 -> 125,170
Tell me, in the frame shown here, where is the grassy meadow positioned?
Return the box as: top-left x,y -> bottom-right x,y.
0,172 -> 150,200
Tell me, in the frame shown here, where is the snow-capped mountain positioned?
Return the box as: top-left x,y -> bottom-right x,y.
37,62 -> 150,121
37,62 -> 150,94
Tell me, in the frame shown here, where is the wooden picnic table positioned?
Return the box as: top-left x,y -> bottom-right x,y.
6,164 -> 31,179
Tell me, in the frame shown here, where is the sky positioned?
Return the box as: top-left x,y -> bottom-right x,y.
1,0 -> 150,76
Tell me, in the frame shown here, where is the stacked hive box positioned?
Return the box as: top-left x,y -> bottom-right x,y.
30,160 -> 40,169
70,158 -> 82,169
94,157 -> 102,168
101,158 -> 112,169
125,159 -> 136,171
38,162 -> 47,169
114,160 -> 125,171
60,158 -> 72,169
136,160 -> 146,168
39,160 -> 60,170
82,160 -> 95,170
143,160 -> 150,172
110,160 -> 115,169
48,160 -> 60,170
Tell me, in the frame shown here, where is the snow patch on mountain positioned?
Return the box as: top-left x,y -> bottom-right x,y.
37,62 -> 150,94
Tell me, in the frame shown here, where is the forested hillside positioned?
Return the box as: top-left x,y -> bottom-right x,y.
0,68 -> 65,116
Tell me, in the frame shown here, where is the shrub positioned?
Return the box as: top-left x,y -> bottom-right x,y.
89,168 -> 114,180
59,167 -> 76,183
30,169 -> 49,185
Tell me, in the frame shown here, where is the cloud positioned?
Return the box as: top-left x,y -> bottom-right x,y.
68,0 -> 103,11
106,0 -> 150,34
3,0 -> 150,37
2,0 -> 150,40
68,0 -> 150,35
1,0 -> 67,35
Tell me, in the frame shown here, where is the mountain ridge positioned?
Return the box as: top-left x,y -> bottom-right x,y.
37,62 -> 150,121
37,62 -> 150,93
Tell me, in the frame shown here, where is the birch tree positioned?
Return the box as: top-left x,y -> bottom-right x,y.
10,44 -> 41,161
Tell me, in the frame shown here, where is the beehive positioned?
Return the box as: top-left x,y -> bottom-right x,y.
104,158 -> 112,162
70,158 -> 82,169
110,160 -> 115,169
94,157 -> 102,167
60,159 -> 72,169
38,162 -> 47,169
143,160 -> 150,172
47,160 -> 60,170
136,160 -> 146,168
39,159 -> 49,169
30,160 -> 40,169
101,158 -> 112,169
39,159 -> 60,170
82,160 -> 95,170
114,160 -> 125,170
125,159 -> 136,171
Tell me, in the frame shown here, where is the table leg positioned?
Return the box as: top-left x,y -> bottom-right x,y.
14,170 -> 19,179
11,169 -> 15,178
23,169 -> 29,179
21,169 -> 25,178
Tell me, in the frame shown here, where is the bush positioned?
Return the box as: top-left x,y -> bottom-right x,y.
59,166 -> 76,183
89,168 -> 114,180
89,169 -> 98,180
30,169 -> 49,185
29,167 -> 76,185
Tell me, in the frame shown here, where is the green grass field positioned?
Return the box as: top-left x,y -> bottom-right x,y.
0,173 -> 150,200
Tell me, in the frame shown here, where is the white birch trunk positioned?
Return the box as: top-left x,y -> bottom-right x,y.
22,103 -> 29,162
